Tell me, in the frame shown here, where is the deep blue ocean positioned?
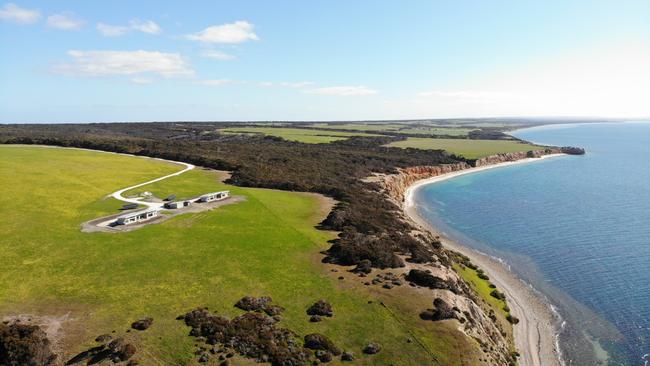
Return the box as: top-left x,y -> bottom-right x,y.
413,122 -> 650,365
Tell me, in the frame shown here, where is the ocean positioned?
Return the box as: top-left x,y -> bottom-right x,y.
413,122 -> 650,365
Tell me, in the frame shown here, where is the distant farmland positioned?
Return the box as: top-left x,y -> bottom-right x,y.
219,127 -> 379,143
387,137 -> 542,159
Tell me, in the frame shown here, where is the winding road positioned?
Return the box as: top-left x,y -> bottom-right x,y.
109,158 -> 195,208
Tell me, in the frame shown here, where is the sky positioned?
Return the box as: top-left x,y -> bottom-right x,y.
0,0 -> 649,123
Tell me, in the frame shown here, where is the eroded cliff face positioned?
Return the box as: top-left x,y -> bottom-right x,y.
403,259 -> 516,365
365,149 -> 563,365
474,148 -> 561,167
366,162 -> 470,204
371,149 -> 561,204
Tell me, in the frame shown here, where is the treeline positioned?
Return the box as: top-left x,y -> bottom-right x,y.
0,123 -> 463,268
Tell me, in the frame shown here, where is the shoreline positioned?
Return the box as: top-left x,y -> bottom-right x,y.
403,155 -> 565,366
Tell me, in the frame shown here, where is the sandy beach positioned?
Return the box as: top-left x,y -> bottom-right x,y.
403,155 -> 565,366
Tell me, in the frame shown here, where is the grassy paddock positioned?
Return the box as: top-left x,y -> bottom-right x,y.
397,127 -> 475,136
386,137 -> 541,159
219,127 -> 378,143
310,123 -> 405,131
0,145 -> 483,365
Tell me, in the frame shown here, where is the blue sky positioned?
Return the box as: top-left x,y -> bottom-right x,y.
1,0 -> 649,123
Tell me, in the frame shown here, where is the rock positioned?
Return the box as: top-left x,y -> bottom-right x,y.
341,351 -> 355,361
108,338 -> 137,361
310,315 -> 322,323
219,360 -> 230,366
382,283 -> 393,289
234,296 -> 285,316
363,342 -> 381,354
353,259 -> 372,274
131,317 -> 153,331
198,352 -> 209,363
405,269 -> 459,293
420,298 -> 458,321
307,300 -> 333,317
95,334 -> 112,343
561,146 -> 586,155
315,350 -> 332,363
303,333 -> 341,355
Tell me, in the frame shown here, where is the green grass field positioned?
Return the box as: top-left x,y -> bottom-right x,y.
387,137 -> 542,159
397,127 -> 475,136
0,145 -> 484,365
310,123 -> 405,131
219,127 -> 378,143
308,123 -> 474,137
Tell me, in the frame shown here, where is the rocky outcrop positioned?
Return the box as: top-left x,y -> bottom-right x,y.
560,146 -> 585,155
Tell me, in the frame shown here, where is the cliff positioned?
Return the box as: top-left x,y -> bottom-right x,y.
365,162 -> 470,204
371,149 -> 562,204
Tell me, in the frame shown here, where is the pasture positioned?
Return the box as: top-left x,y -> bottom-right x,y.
219,127 -> 378,143
0,145 -> 483,365
387,137 -> 542,159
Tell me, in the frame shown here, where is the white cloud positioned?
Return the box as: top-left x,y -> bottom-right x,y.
47,12 -> 85,30
304,85 -> 378,96
131,77 -> 153,84
129,19 -> 161,35
0,3 -> 40,24
195,79 -> 237,86
96,22 -> 128,37
96,19 -> 161,37
54,50 -> 194,78
201,49 -> 236,61
187,21 -> 259,44
280,81 -> 313,88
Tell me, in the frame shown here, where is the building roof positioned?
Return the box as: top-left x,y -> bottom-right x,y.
199,190 -> 229,198
117,208 -> 160,219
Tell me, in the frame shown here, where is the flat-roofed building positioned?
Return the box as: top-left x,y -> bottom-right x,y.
115,208 -> 160,225
163,200 -> 191,209
197,190 -> 230,203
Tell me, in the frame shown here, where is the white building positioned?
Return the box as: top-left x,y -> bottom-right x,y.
163,200 -> 191,209
197,190 -> 230,203
115,208 -> 160,225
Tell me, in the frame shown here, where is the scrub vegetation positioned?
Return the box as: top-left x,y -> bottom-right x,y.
0,145 -> 487,365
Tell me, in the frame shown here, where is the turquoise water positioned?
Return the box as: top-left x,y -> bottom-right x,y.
414,122 -> 650,365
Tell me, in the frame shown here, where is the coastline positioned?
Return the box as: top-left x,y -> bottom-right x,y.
403,155 -> 565,366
